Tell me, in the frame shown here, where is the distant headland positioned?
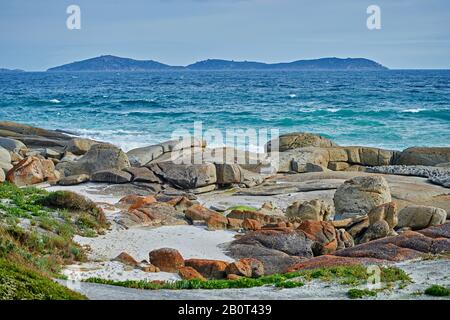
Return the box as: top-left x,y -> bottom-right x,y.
45,55 -> 388,72
0,68 -> 25,73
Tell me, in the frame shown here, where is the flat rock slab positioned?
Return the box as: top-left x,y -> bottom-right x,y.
334,223 -> 450,261
227,228 -> 314,274
286,255 -> 386,272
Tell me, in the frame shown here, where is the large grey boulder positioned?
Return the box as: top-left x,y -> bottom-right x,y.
0,122 -> 71,152
123,167 -> 161,183
396,147 -> 450,166
266,132 -> 336,152
56,144 -> 130,177
398,205 -> 447,230
0,137 -> 27,152
127,145 -> 164,167
334,146 -> 395,166
58,174 -> 90,186
0,147 -> 13,174
0,169 -> 5,182
276,147 -> 330,173
0,146 -> 11,164
333,175 -> 392,217
65,138 -> 99,155
215,163 -> 243,184
91,169 -> 132,184
0,121 -> 69,140
286,199 -> 334,221
227,229 -> 314,274
148,162 -> 216,189
0,161 -> 13,175
127,137 -> 205,167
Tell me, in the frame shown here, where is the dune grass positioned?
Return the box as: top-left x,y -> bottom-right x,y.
347,288 -> 378,299
0,258 -> 86,300
424,285 -> 450,297
0,182 -> 109,300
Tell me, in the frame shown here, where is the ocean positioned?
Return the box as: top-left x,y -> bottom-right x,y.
0,70 -> 449,152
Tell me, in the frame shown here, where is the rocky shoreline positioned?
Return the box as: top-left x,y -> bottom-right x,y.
1,121 -> 449,299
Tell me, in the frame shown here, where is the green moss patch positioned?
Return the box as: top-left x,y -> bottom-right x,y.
347,288 -> 377,299
424,285 -> 450,297
227,205 -> 258,212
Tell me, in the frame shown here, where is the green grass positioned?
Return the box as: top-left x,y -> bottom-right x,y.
227,205 -> 258,212
84,265 -> 410,291
424,285 -> 450,297
274,280 -> 305,288
0,182 -> 112,299
347,288 -> 378,299
0,258 -> 86,300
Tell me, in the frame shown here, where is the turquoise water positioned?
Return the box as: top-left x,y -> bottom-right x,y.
0,70 -> 449,152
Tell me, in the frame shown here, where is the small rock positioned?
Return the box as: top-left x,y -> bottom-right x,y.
328,161 -> 350,171
184,259 -> 229,279
227,217 -> 243,229
185,204 -> 217,222
215,163 -> 243,184
266,132 -> 336,152
297,220 -> 339,255
206,213 -> 229,230
113,252 -> 139,267
6,156 -> 59,186
226,274 -> 242,280
58,174 -> 90,186
139,263 -> 160,273
65,138 -> 99,155
178,266 -> 206,280
286,199 -> 334,221
368,202 -> 398,230
225,260 -> 252,277
359,220 -> 391,244
397,205 -> 447,230
0,137 -> 26,153
242,218 -> 262,231
148,162 -> 216,189
123,166 -> 161,183
225,258 -> 264,278
149,248 -> 185,273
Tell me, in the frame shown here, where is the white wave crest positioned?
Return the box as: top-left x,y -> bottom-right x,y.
401,108 -> 426,113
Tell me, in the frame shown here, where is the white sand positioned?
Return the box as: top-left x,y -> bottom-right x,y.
62,261 -> 180,282
43,182 -> 239,282
65,225 -> 237,282
75,225 -> 236,262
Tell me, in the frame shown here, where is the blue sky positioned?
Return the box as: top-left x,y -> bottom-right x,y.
1,0 -> 449,70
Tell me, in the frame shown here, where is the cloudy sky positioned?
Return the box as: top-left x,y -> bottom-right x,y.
1,0 -> 449,70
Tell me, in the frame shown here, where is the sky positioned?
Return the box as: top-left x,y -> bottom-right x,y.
1,0 -> 449,71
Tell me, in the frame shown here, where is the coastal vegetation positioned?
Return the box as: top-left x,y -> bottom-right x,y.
85,265 -> 411,292
424,285 -> 450,297
0,182 -> 106,299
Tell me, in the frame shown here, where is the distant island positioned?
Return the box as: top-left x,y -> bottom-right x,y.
0,68 -> 25,73
46,55 -> 388,72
